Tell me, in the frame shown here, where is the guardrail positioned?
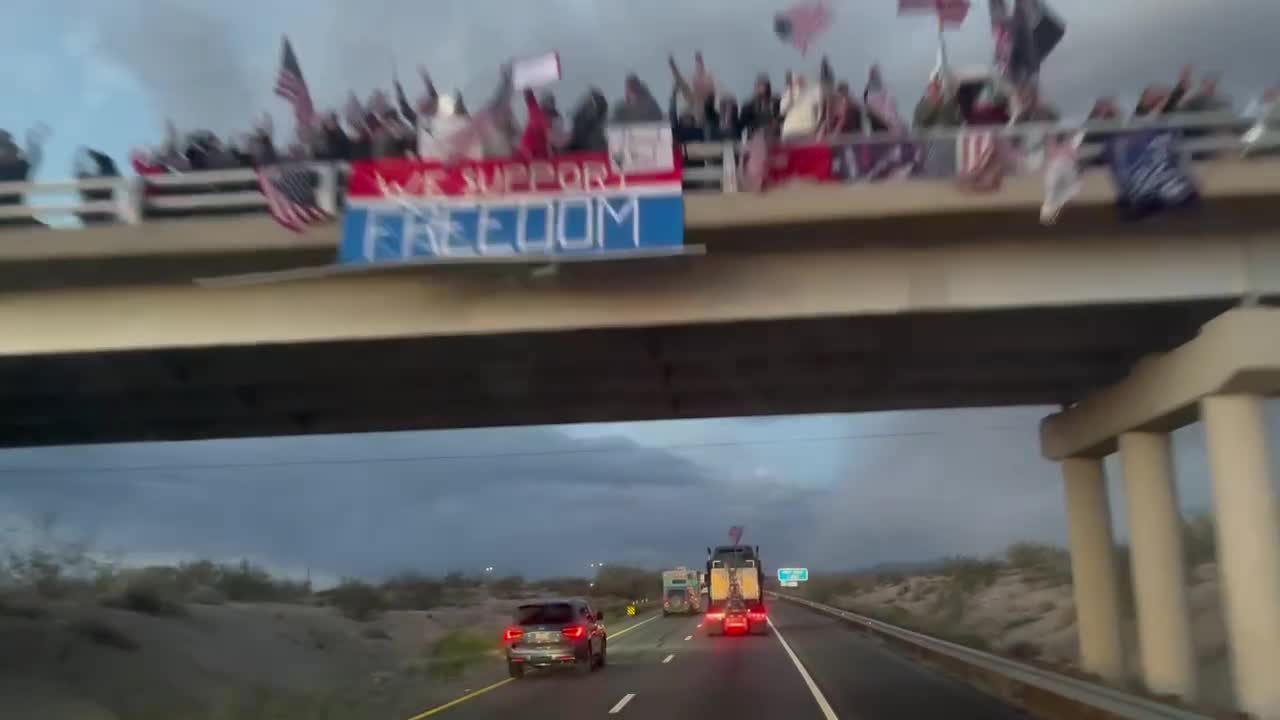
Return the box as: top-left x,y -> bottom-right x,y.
769,592 -> 1213,720
0,113 -> 1272,229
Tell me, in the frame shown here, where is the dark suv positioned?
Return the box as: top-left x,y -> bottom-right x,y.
503,598 -> 607,678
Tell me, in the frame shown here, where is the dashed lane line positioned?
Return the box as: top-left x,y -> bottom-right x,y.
609,693 -> 637,714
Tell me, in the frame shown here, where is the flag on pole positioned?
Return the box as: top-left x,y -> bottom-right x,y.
729,526 -> 744,545
864,65 -> 905,132
274,36 -> 316,130
956,130 -> 1008,192
1041,131 -> 1084,224
1008,0 -> 1065,84
774,0 -> 833,55
898,0 -> 972,28
988,0 -> 1014,76
257,164 -> 331,233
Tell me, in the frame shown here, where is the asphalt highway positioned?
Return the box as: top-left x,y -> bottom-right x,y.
420,600 -> 1029,720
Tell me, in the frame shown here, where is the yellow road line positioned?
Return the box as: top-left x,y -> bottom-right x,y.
404,612 -> 662,720
405,678 -> 515,720
607,612 -> 660,639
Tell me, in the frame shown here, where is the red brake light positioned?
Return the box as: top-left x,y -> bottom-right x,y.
705,612 -> 724,621
561,626 -> 586,640
748,610 -> 767,621
503,626 -> 524,642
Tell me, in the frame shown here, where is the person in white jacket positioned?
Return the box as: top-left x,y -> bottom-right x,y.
780,74 -> 824,140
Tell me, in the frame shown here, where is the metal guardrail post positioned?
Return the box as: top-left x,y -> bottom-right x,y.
314,164 -> 338,216
113,177 -> 143,225
720,143 -> 738,193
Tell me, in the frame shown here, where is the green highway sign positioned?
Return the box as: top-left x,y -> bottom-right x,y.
777,568 -> 809,583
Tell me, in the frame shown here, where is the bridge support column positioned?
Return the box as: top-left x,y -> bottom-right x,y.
1062,457 -> 1127,683
1201,394 -> 1280,720
1118,431 -> 1197,701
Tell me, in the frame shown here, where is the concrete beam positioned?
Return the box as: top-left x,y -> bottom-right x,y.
1040,308 -> 1280,460
3,237 -> 1278,358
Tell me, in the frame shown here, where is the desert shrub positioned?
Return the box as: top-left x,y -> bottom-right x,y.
0,593 -> 49,620
186,585 -> 228,605
73,618 -> 139,651
489,575 -> 525,599
1182,512 -> 1216,568
591,565 -> 660,601
101,580 -> 187,617
535,577 -> 592,597
380,572 -> 444,610
328,579 -> 385,622
1006,542 -> 1073,586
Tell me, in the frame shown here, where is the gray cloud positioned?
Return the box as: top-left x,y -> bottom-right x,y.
47,0 -> 1280,138
86,1 -> 257,133
2,402 -> 1275,582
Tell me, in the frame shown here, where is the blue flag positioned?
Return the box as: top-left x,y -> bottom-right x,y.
1107,129 -> 1199,221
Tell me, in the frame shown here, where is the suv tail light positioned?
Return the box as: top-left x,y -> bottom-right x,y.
561,626 -> 586,640
748,610 -> 767,622
503,626 -> 524,642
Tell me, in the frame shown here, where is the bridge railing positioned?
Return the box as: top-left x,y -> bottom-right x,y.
0,113 -> 1271,229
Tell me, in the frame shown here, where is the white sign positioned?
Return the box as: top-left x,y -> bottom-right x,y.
513,52 -> 562,90
608,123 -> 674,175
782,581 -> 799,588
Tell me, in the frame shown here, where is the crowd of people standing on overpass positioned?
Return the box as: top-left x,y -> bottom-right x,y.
1,45 -> 1278,216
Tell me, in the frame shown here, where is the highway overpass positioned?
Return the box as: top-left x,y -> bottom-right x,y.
2,155 -> 1279,446
2,129 -> 1279,719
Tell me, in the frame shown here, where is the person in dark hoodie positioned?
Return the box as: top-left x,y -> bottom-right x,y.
567,88 -> 609,152
73,147 -> 120,225
739,74 -> 781,137
0,129 -> 40,216
612,74 -> 664,124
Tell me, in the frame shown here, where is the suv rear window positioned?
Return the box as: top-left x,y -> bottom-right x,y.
515,603 -> 576,625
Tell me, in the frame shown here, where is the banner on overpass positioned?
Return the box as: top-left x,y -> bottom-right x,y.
340,126 -> 686,267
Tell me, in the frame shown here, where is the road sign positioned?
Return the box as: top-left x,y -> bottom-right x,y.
626,605 -> 637,616
777,568 -> 809,584
782,581 -> 799,588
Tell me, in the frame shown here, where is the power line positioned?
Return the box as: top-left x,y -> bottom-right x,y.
0,426 -> 1022,476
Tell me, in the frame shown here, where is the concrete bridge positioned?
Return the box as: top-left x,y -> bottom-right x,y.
1,126 -> 1278,718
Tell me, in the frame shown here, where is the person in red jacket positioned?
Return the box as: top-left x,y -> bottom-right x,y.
519,88 -> 553,160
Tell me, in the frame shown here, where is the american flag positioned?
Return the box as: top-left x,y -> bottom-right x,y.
864,64 -> 905,132
257,164 -> 331,232
898,0 -> 972,27
728,526 -> 744,545
274,36 -> 316,130
989,0 -> 1013,74
956,130 -> 1005,192
773,0 -> 833,55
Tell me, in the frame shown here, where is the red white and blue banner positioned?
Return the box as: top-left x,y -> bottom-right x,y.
341,128 -> 684,266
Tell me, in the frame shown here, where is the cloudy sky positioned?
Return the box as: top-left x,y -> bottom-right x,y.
1,0 -> 1279,583
3,0 -> 1279,180
2,403 -> 1277,586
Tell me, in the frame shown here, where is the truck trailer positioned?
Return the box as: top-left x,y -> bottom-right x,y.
704,544 -> 767,635
661,567 -> 702,615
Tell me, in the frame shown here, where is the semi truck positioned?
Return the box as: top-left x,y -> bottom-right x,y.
704,544 -> 767,635
661,567 -> 702,615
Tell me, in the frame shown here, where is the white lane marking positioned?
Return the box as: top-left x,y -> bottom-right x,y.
767,617 -> 838,720
662,654 -> 675,664
608,693 -> 636,714
683,635 -> 692,641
